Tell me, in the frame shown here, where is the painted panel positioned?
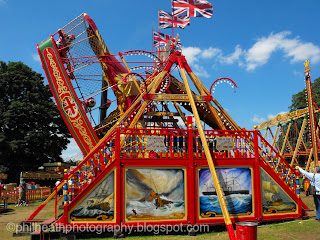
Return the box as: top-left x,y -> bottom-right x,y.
125,168 -> 185,221
70,171 -> 114,221
199,168 -> 253,218
261,169 -> 296,214
38,39 -> 98,155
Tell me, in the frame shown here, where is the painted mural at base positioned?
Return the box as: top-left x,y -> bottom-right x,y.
70,171 -> 114,221
125,168 -> 185,221
199,168 -> 252,218
261,169 -> 296,214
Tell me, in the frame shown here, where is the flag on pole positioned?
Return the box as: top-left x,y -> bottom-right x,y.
158,10 -> 190,29
172,0 -> 213,18
153,31 -> 182,48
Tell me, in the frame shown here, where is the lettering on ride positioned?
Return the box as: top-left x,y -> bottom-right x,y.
44,47 -> 95,152
146,136 -> 166,151
257,108 -> 310,129
216,137 -> 233,151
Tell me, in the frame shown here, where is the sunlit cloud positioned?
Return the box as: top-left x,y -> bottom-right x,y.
219,45 -> 244,65
251,114 -> 266,124
245,31 -> 320,71
181,46 -> 202,64
201,47 -> 221,59
60,139 -> 82,161
183,31 -> 320,73
192,63 -> 210,78
32,53 -> 41,63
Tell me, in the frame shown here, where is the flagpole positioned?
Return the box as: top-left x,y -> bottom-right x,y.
171,2 -> 174,39
157,9 -> 160,63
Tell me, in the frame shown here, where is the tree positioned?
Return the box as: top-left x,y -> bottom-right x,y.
280,77 -> 320,165
0,61 -> 72,183
289,77 -> 320,112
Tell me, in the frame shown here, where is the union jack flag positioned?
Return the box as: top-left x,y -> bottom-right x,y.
172,0 -> 213,18
153,31 -> 182,48
158,10 -> 190,29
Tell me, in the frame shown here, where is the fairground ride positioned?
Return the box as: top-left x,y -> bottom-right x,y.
20,13 -> 310,240
255,60 -> 320,171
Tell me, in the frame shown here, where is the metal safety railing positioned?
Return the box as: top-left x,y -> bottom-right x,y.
27,127 -> 306,221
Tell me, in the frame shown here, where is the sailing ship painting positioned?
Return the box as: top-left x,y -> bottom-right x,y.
199,168 -> 252,218
70,172 -> 114,221
126,168 -> 185,220
202,173 -> 250,196
260,169 -> 296,214
262,181 -> 283,206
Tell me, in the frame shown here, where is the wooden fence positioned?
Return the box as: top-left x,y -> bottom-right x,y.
0,187 -> 51,204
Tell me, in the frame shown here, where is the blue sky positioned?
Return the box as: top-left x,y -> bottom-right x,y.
1,0 -> 320,160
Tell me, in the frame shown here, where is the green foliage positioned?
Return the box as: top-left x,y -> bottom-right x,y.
278,77 -> 320,163
289,77 -> 320,111
0,61 -> 71,182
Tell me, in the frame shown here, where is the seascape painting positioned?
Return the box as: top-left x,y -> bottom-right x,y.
261,169 -> 296,214
70,171 -> 114,221
199,168 -> 252,218
125,168 -> 185,221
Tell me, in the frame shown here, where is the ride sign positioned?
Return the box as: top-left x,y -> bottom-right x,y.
216,137 -> 233,151
146,136 -> 166,151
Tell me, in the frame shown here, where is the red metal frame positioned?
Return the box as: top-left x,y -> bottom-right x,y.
209,77 -> 238,95
49,127 -> 309,232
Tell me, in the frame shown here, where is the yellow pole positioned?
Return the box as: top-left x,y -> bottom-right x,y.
271,125 -> 280,148
263,129 -> 268,139
306,148 -> 314,172
304,61 -> 318,165
177,57 -> 236,240
290,118 -> 307,166
119,53 -> 143,95
280,122 -> 292,156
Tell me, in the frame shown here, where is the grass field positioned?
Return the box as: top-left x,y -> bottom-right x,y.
0,194 -> 319,240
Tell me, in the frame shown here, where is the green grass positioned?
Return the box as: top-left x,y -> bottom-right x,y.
1,195 -> 319,240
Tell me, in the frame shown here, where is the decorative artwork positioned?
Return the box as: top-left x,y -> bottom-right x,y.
199,168 -> 252,218
261,169 -> 296,214
125,168 -> 185,221
70,171 -> 114,221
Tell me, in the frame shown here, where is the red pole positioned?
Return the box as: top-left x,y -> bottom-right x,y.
54,190 -> 57,219
253,130 -> 263,222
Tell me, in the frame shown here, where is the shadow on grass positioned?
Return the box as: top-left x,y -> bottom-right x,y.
0,208 -> 14,215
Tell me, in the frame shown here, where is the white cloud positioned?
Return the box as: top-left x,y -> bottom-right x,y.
60,138 -> 82,161
251,114 -> 266,123
181,47 -> 202,64
245,31 -> 320,71
32,53 -> 41,63
282,41 -> 320,63
192,63 -> 210,78
183,31 -> 320,73
181,46 -> 221,77
219,45 -> 244,65
201,47 -> 221,59
245,32 -> 289,71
